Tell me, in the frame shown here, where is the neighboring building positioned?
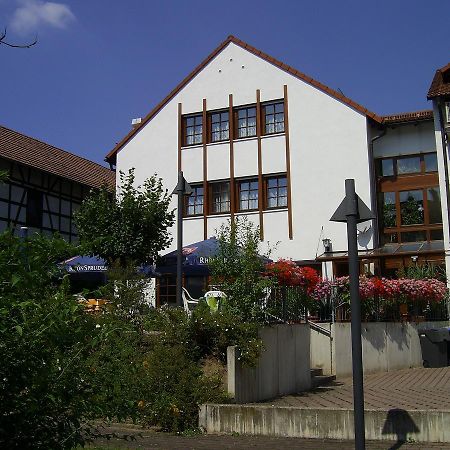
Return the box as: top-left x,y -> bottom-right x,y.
427,63 -> 450,283
104,35 -> 448,294
0,125 -> 115,241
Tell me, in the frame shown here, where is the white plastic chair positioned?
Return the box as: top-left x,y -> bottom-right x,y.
204,290 -> 227,312
182,287 -> 199,316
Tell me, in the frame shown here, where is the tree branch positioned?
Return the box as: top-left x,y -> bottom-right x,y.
0,28 -> 37,49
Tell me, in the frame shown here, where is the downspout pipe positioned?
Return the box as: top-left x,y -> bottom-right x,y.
369,125 -> 387,251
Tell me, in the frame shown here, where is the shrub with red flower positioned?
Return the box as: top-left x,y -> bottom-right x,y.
265,259 -> 320,293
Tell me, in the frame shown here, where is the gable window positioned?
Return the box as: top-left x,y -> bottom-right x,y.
236,106 -> 257,139
185,184 -> 204,216
210,181 -> 230,214
183,114 -> 203,146
265,175 -> 287,209
263,102 -> 284,135
209,111 -> 229,142
238,179 -> 258,211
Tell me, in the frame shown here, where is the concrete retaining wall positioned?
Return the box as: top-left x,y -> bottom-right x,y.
199,404 -> 450,442
310,321 -> 450,377
227,324 -> 311,403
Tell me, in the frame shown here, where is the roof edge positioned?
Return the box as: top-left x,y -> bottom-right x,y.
105,35 -> 382,164
382,109 -> 434,124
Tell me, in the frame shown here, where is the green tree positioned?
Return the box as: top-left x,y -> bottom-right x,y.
209,217 -> 273,322
74,169 -> 174,267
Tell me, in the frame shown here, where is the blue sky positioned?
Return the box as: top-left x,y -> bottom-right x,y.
0,0 -> 448,166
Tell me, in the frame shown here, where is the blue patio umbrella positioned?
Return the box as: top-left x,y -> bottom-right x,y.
61,255 -> 108,273
60,255 -> 158,277
157,237 -> 271,275
157,237 -> 220,275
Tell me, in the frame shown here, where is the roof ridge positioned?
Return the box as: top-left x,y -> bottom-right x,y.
0,124 -> 111,172
105,35 -> 382,163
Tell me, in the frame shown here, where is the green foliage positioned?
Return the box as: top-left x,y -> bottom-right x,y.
398,262 -> 447,283
74,169 -> 174,267
209,217 -> 274,322
0,170 -> 8,183
0,231 -> 98,449
145,301 -> 262,367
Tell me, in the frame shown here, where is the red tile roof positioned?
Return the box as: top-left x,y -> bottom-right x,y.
382,110 -> 434,124
0,125 -> 115,190
428,63 -> 450,99
105,35 -> 382,164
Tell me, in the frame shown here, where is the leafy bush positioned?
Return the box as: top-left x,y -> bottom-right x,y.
0,231 -> 99,449
209,217 -> 274,322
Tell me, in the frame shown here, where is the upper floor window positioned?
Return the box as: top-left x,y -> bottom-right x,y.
238,179 -> 258,211
185,184 -> 204,216
210,181 -> 230,214
236,106 -> 256,139
263,102 -> 284,135
209,111 -> 229,142
26,189 -> 43,228
376,153 -> 438,177
266,175 -> 287,209
183,114 -> 203,146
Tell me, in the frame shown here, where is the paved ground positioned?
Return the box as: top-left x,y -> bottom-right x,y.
269,367 -> 450,411
89,368 -> 450,449
90,425 -> 450,449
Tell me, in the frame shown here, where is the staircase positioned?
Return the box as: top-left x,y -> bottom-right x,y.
310,367 -> 336,388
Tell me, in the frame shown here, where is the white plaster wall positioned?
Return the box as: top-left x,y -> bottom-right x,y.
261,134 -> 286,174
207,142 -> 229,181
372,121 -> 436,158
181,146 -> 203,183
233,138 -> 258,178
116,42 -> 372,259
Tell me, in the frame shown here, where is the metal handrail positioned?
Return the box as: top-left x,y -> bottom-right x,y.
308,320 -> 333,339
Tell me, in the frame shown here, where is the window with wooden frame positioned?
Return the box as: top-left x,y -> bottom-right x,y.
235,106 -> 257,139
184,184 -> 204,216
237,179 -> 258,211
376,153 -> 443,244
265,175 -> 287,209
183,114 -> 203,146
210,181 -> 230,214
263,101 -> 284,135
208,110 -> 229,143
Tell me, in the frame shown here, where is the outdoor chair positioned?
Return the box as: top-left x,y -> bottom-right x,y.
182,287 -> 199,316
204,290 -> 227,312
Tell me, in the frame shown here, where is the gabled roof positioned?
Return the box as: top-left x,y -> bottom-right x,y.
382,109 -> 433,124
0,125 -> 115,190
427,63 -> 450,99
105,35 -> 382,164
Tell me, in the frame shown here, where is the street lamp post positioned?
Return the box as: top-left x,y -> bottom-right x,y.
331,179 -> 374,450
173,171 -> 192,307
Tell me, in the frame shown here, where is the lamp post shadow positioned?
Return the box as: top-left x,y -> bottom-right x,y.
382,408 -> 419,449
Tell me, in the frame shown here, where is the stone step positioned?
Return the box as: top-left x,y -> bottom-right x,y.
311,374 -> 336,388
310,367 -> 323,377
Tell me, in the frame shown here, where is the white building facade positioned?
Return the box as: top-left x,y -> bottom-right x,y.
106,36 -> 449,301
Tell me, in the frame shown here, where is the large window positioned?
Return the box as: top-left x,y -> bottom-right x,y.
377,152 -> 442,244
265,175 -> 287,209
210,182 -> 230,214
183,114 -> 203,146
238,179 -> 258,211
376,153 -> 438,177
185,184 -> 204,216
263,102 -> 284,135
209,111 -> 229,142
235,106 -> 257,139
380,188 -> 442,244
